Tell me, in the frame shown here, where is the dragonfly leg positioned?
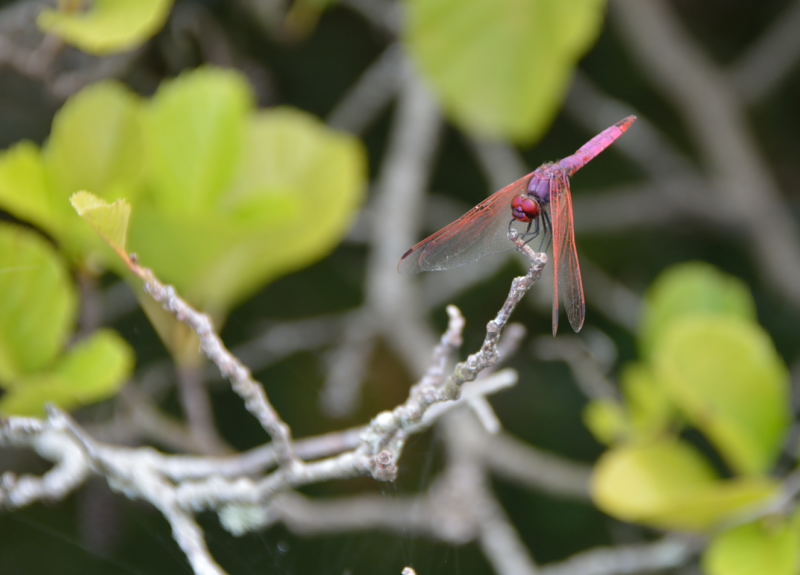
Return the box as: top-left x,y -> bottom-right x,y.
519,216 -> 541,246
540,210 -> 553,251
509,217 -> 539,241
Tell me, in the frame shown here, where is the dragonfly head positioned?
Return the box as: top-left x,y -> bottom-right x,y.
511,194 -> 540,222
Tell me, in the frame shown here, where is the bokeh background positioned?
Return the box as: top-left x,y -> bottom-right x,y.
1,0 -> 800,573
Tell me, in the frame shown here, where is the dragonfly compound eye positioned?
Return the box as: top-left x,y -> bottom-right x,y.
511,195 -> 540,222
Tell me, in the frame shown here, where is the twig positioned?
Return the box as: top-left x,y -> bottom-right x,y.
365,58 -> 443,374
613,0 -> 800,308
443,411 -> 539,575
578,259 -> 642,332
479,432 -> 592,501
128,258 -> 298,466
319,310 -> 377,417
1,266 -> 533,572
129,313 -> 346,406
532,334 -> 620,401
539,535 -> 697,575
0,417 -> 90,508
731,0 -> 800,103
175,364 -> 230,455
467,135 -> 529,192
340,0 -> 402,34
327,43 -> 404,134
444,235 -> 547,399
566,73 -> 721,222
118,386 -> 213,453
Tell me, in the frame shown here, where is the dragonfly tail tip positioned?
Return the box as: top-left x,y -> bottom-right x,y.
616,115 -> 637,132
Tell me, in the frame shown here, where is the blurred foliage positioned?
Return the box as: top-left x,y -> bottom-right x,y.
592,438 -> 777,531
656,317 -> 789,475
406,0 -> 607,142
640,262 -> 757,358
588,262 -> 790,533
0,223 -> 132,415
0,67 -> 366,362
704,514 -> 800,575
38,0 -> 174,54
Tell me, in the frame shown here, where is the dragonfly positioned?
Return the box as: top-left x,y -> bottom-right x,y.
399,115 -> 636,335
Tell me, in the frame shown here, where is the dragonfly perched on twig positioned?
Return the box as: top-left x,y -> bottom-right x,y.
399,116 -> 637,335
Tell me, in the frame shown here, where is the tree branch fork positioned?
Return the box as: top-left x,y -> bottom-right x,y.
1,239 -> 546,575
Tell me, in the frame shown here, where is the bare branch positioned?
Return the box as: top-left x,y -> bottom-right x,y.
731,0 -> 800,103
340,0 -> 402,34
539,536 -> 697,575
532,334 -> 620,401
319,310 -> 377,417
479,432 -> 592,501
0,418 -> 90,508
175,364 -> 230,455
129,259 -> 297,466
566,73 -> 722,223
328,43 -> 404,133
613,0 -> 800,308
444,237 -> 547,398
366,59 -> 443,374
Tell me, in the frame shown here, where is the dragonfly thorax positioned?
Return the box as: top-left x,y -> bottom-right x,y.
527,173 -> 553,205
511,194 -> 541,223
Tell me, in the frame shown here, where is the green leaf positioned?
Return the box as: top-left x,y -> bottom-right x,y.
71,191 -> 131,258
130,106 -> 365,315
45,82 -> 144,202
216,108 -> 366,305
0,224 -> 76,383
704,516 -> 800,575
406,0 -> 606,142
583,399 -> 627,445
144,68 -> 252,215
0,142 -> 64,238
655,317 -> 789,475
0,330 -> 133,416
641,262 -> 756,358
592,439 -> 777,531
621,362 -> 676,440
0,83 -> 143,269
37,0 -> 174,55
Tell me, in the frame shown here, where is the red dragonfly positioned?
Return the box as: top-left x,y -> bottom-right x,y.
399,116 -> 636,335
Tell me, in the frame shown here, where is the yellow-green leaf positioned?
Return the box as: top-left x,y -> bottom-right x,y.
655,317 -> 789,475
592,439 -> 777,531
130,106 -> 365,316
704,516 -> 800,575
0,142 -> 64,238
71,191 -> 131,257
406,0 -> 606,142
641,262 -> 756,358
0,330 -> 133,416
144,68 -> 252,214
38,0 -> 174,54
46,82 -> 144,202
583,399 -> 627,445
0,224 -> 76,383
621,362 -> 676,440
0,83 -> 144,269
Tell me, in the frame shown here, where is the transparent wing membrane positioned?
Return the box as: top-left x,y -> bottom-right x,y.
550,172 -> 585,335
399,173 -> 532,274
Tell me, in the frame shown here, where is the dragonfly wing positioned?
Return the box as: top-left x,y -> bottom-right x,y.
399,173 -> 531,274
550,171 -> 585,335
